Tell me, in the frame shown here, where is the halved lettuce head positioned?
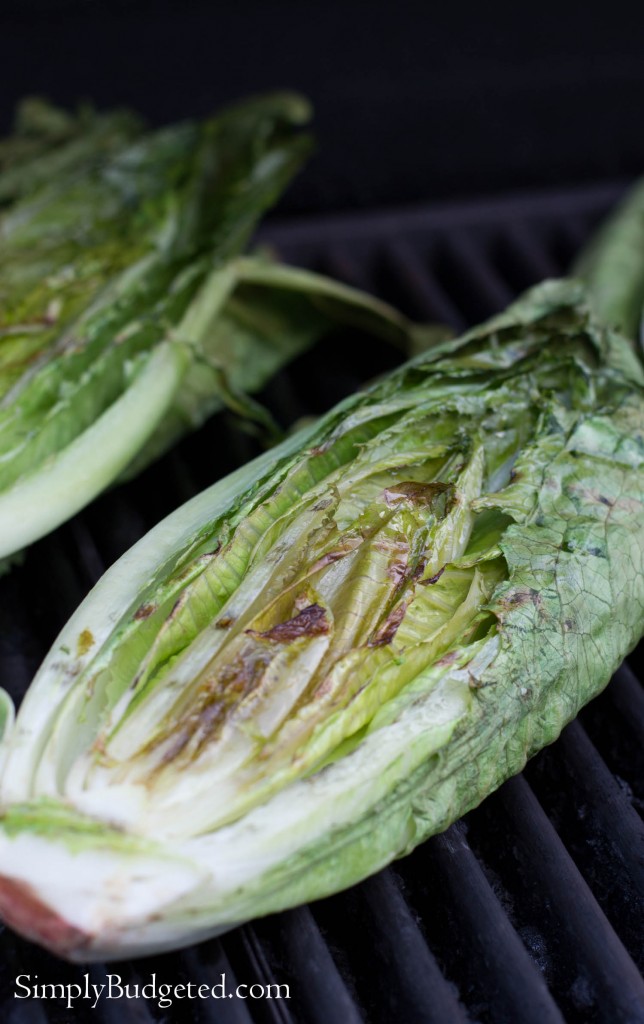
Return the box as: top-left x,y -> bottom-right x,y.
0,279 -> 642,960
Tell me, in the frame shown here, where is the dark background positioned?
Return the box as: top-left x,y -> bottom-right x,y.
1,1 -> 644,212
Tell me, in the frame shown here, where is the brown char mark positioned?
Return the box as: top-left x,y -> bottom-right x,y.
247,603 -> 330,643
134,603 -> 157,621
368,602 -> 408,647
420,566 -> 446,586
384,481 -> 451,506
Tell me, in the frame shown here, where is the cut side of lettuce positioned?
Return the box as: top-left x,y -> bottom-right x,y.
1,279 -> 642,960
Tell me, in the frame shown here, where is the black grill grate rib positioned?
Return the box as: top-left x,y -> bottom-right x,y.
413,823 -> 565,1024
1,181 -> 643,1024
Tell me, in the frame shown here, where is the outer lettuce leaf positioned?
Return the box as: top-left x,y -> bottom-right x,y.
574,178 -> 644,341
0,280 -> 642,959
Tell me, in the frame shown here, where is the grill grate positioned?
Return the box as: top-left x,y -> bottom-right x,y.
1,181 -> 643,1024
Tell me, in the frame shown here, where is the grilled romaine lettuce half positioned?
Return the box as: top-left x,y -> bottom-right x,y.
0,94 -> 410,560
0,275 -> 642,960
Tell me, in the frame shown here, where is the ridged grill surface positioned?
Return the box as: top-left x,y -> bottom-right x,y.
0,181 -> 642,1024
